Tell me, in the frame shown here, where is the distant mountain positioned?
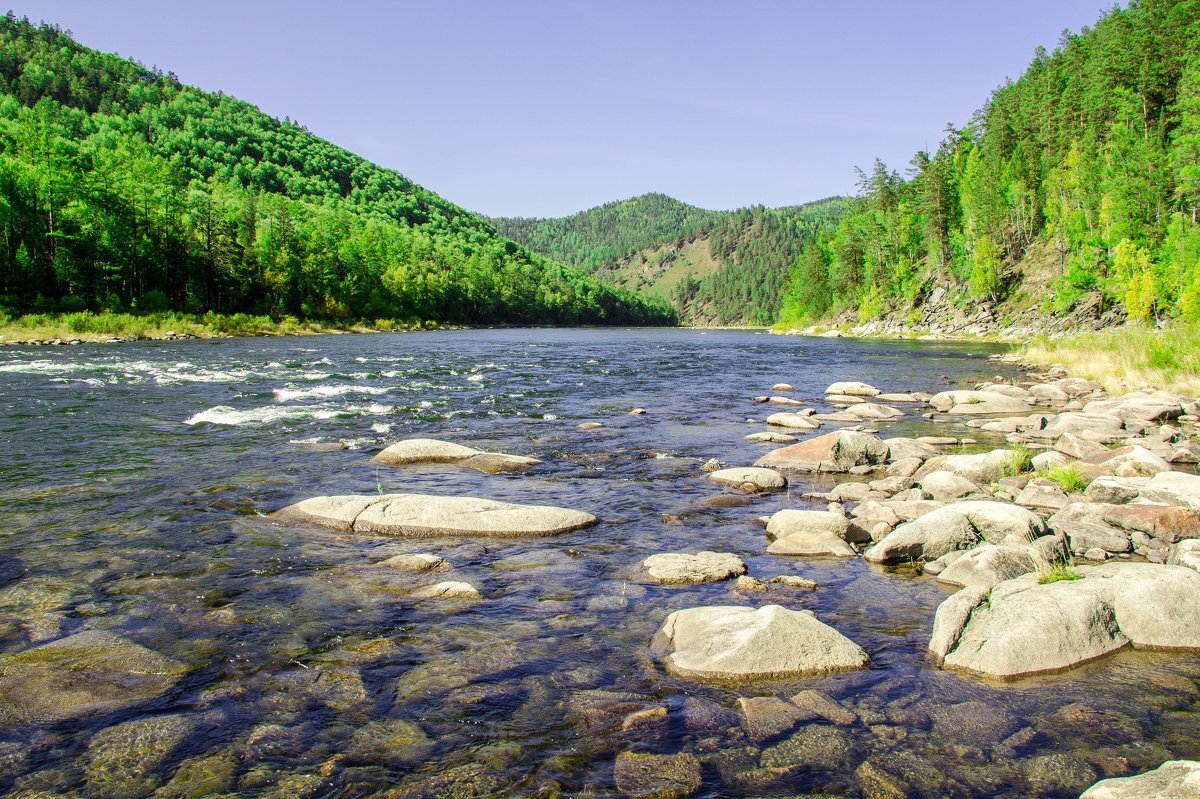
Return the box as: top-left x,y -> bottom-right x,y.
0,16 -> 673,326
493,195 -> 846,325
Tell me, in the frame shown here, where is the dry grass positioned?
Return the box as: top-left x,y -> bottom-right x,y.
1019,325 -> 1200,395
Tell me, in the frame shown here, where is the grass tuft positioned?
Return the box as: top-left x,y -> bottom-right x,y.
1044,464 -> 1090,494
1003,447 -> 1035,476
1038,562 -> 1083,584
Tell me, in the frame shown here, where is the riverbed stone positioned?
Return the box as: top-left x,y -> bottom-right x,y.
919,470 -> 985,503
744,431 -> 798,443
935,543 -> 1041,589
1015,478 -> 1071,510
931,563 -> 1200,678
865,501 -> 1047,564
766,509 -> 870,557
916,449 -> 1019,484
0,631 -> 188,724
1084,394 -> 1184,423
85,714 -> 194,798
651,605 -> 869,681
929,390 -> 1032,415
1168,539 -> 1200,572
765,412 -> 820,430
754,430 -> 888,473
708,467 -> 787,492
1080,759 -> 1200,798
412,580 -> 481,599
827,381 -> 880,397
738,696 -> 809,741
375,553 -> 449,572
613,751 -> 702,799
884,438 -> 939,462
1048,504 -> 1132,553
846,403 -> 903,419
374,438 -> 540,473
1041,412 -> 1128,443
643,552 -> 747,584
760,725 -> 859,771
1086,445 -> 1172,477
276,494 -> 598,537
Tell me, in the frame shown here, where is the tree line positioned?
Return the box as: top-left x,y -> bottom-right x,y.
780,0 -> 1200,328
0,15 -> 675,326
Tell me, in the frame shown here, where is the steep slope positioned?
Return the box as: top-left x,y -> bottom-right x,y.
0,16 -> 673,326
779,0 -> 1200,333
495,195 -> 845,325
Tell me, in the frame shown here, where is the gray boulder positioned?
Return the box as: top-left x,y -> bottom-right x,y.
865,501 -> 1048,564
919,470 -> 985,503
765,412 -> 820,430
754,430 -> 888,473
826,381 -> 880,397
275,494 -> 598,538
930,563 -> 1200,679
766,509 -> 870,557
374,438 -> 540,473
651,605 -> 869,681
935,543 -> 1042,589
884,437 -> 940,462
708,467 -> 787,492
643,552 -> 747,584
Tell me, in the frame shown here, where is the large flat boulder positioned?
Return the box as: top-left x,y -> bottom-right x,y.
275,494 -> 597,538
643,552 -> 747,584
1083,394 -> 1183,423
765,412 -> 820,430
935,543 -> 1042,589
929,390 -> 1031,415
374,438 -> 540,474
930,563 -> 1200,679
864,501 -> 1048,564
1081,760 -> 1200,798
651,605 -> 869,681
915,449 -> 1018,484
0,631 -> 188,724
754,431 -> 888,473
826,381 -> 879,397
1039,412 -> 1128,443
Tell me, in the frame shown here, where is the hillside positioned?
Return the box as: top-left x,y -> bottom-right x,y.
778,0 -> 1200,335
494,195 -> 845,325
0,16 -> 674,326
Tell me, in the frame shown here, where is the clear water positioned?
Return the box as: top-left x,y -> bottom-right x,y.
0,328 -> 1196,798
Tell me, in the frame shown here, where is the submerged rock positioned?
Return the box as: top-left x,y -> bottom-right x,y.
930,563 -> 1200,679
643,552 -> 747,584
275,493 -> 598,537
374,437 -> 540,473
0,631 -> 188,724
374,553 -> 450,572
651,604 -> 869,681
412,580 -> 482,599
85,714 -> 195,798
613,751 -> 702,799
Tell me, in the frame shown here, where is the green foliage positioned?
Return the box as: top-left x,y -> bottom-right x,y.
781,0 -> 1200,325
0,16 -> 673,326
1044,464 -> 1090,493
1038,562 -> 1083,584
497,195 -> 846,325
1003,447 -> 1035,476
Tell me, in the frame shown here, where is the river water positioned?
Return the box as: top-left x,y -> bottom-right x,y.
0,328 -> 1197,798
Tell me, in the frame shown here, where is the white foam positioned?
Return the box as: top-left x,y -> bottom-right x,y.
274,385 -> 388,402
185,402 -> 393,426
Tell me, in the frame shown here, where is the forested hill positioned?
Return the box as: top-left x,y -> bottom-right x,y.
779,0 -> 1200,331
493,195 -> 846,325
0,16 -> 674,326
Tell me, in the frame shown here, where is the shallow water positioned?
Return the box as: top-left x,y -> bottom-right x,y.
0,328 -> 1197,798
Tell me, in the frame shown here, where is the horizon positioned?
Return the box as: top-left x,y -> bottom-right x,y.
19,0 -> 1108,218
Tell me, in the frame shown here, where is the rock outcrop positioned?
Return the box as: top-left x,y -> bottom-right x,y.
374,438 -> 540,473
754,431 -> 888,473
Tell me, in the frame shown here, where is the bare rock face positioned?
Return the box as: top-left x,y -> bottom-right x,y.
374,438 -> 540,473
642,552 -> 747,584
930,563 -> 1200,679
754,431 -> 889,473
1080,760 -> 1200,798
708,467 -> 787,492
275,494 -> 598,538
651,604 -> 869,682
765,412 -> 821,430
0,631 -> 188,724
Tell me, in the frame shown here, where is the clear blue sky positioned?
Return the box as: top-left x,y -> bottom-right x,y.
19,1 -> 1107,217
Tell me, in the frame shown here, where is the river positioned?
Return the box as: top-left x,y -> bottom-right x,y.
0,328 -> 1196,798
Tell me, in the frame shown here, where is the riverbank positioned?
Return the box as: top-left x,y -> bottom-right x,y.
0,311 -> 446,345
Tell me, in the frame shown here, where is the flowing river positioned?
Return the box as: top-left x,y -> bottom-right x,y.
0,328 -> 1197,798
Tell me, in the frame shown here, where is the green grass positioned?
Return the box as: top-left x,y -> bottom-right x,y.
1038,562 -> 1083,584
1003,447 -> 1035,476
1043,464 -> 1091,494
0,311 -> 435,343
1020,324 -> 1200,394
